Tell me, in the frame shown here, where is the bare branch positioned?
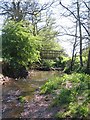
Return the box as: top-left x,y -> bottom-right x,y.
59,1 -> 90,39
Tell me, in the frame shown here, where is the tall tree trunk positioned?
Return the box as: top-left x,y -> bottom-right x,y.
32,14 -> 37,36
77,0 -> 83,67
71,21 -> 78,71
86,49 -> 90,74
86,2 -> 90,74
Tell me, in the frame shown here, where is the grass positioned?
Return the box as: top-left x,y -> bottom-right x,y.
40,73 -> 90,118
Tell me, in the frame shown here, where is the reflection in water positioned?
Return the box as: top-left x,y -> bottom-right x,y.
2,70 -> 61,118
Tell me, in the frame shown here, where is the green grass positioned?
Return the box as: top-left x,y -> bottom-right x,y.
40,73 -> 90,118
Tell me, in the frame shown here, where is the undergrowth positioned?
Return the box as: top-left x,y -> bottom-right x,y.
40,73 -> 90,118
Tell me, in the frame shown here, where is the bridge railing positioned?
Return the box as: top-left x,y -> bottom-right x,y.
40,50 -> 63,59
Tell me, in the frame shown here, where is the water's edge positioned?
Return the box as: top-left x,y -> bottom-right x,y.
2,70 -> 61,118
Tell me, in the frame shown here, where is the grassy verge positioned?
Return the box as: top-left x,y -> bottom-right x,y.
40,73 -> 90,118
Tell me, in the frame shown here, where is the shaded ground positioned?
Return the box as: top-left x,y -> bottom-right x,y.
21,90 -> 60,118
2,87 -> 60,118
1,71 -> 61,118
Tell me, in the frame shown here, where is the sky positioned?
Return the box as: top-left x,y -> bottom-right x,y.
0,16 -> 4,34
39,0 -> 73,56
0,0 -> 73,57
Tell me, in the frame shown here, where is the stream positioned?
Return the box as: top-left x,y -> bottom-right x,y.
2,70 -> 61,118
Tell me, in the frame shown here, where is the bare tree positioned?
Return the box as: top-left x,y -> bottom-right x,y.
71,21 -> 78,70
59,0 -> 90,69
77,0 -> 83,66
0,0 -> 55,35
86,1 -> 90,73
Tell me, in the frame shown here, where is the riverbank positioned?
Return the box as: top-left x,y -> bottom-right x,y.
1,71 -> 60,118
39,73 -> 90,118
2,71 -> 89,118
2,70 -> 61,118
21,90 -> 60,118
20,73 -> 90,119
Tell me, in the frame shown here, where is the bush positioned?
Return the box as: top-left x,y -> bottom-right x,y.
2,61 -> 28,78
2,20 -> 41,78
40,59 -> 55,69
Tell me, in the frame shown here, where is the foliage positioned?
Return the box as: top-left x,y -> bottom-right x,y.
64,48 -> 90,73
18,96 -> 26,103
2,20 -> 41,77
40,59 -> 56,69
39,54 -> 69,70
40,73 -> 90,118
70,53 -> 89,73
55,55 -> 70,69
56,102 -> 89,118
40,76 -> 61,94
38,17 -> 60,50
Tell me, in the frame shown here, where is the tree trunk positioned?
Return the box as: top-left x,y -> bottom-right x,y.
32,14 -> 37,36
86,49 -> 90,74
77,1 -> 83,67
71,21 -> 78,71
86,2 -> 90,74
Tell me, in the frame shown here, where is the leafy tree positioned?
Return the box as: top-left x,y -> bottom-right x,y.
0,0 -> 55,35
2,20 -> 41,77
39,14 -> 60,50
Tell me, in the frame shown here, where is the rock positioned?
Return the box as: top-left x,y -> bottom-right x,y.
0,74 -> 5,85
35,88 -> 39,91
0,73 -> 11,85
45,95 -> 51,101
0,73 -> 4,78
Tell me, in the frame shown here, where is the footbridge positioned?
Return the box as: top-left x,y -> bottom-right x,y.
40,50 -> 63,59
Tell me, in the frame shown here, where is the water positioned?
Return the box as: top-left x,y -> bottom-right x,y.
2,70 -> 61,118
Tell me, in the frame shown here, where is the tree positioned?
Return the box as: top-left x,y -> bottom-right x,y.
0,0 -> 25,21
77,0 -> 83,67
70,21 -> 78,71
0,0 -> 55,35
38,12 -> 61,50
2,20 -> 41,78
86,1 -> 90,74
59,0 -> 90,71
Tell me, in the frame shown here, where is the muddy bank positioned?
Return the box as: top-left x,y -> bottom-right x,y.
0,70 -> 39,85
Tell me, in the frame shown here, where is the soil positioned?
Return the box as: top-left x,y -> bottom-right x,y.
21,90 -> 60,118
1,73 -> 60,118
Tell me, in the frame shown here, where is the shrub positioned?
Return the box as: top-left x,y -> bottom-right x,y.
40,59 -> 55,69
2,20 -> 41,78
40,73 -> 90,118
